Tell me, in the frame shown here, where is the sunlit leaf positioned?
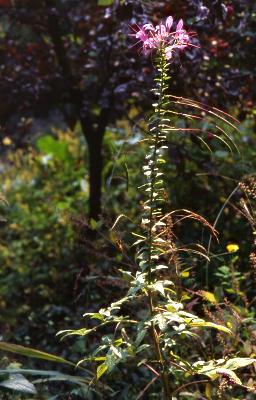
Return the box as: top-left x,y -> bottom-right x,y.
57,328 -> 93,339
0,342 -> 73,366
180,270 -> 190,278
215,368 -> 242,385
200,291 -> 217,304
96,363 -> 108,380
194,357 -> 256,383
187,321 -> 231,334
98,0 -> 113,5
224,358 -> 256,371
152,281 -> 165,296
36,135 -> 70,161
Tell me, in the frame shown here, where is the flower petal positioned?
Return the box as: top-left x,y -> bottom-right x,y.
143,23 -> 155,31
166,16 -> 173,30
136,29 -> 148,42
176,19 -> 184,31
159,24 -> 166,35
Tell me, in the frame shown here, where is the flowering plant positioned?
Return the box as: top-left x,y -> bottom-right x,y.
55,14 -> 255,400
132,15 -> 194,59
0,12 -> 255,400
55,14 -> 255,399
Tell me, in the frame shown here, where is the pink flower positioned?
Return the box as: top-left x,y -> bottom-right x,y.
131,16 -> 194,60
135,28 -> 148,42
133,27 -> 154,55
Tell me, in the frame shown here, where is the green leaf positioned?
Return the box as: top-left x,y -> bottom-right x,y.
153,264 -> 168,271
0,374 -> 37,394
215,368 -> 242,385
198,364 -> 241,384
85,313 -> 105,321
193,357 -> 256,383
151,281 -> 165,296
98,0 -> 113,5
200,291 -> 217,304
0,342 -> 74,366
156,314 -> 168,331
214,150 -> 229,158
36,135 -> 70,161
131,232 -> 147,240
180,270 -> 190,278
96,363 -> 108,380
0,368 -> 93,387
187,320 -> 231,334
57,328 -> 93,339
193,359 -> 224,379
132,239 -> 146,247
135,328 -> 147,347
90,218 -> 98,230
224,358 -> 256,371
205,382 -> 212,399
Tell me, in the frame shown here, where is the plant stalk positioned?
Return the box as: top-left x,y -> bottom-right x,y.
146,48 -> 172,399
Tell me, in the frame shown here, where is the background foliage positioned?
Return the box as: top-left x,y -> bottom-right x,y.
0,0 -> 255,399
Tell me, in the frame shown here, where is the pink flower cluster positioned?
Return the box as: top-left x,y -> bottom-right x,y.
132,16 -> 191,60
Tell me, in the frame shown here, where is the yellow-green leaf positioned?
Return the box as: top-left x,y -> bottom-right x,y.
189,321 -> 232,334
216,368 -> 242,385
96,363 -> 108,380
201,291 -> 217,304
152,281 -> 165,296
98,0 -> 113,5
0,342 -> 73,366
205,383 -> 212,399
180,271 -> 190,278
225,358 -> 256,371
57,328 -> 93,338
194,357 -> 256,385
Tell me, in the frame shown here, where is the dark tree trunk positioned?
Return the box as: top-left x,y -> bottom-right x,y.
80,114 -> 107,221
46,6 -> 111,220
47,10 -> 104,220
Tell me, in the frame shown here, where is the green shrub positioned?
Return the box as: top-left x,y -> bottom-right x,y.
0,129 -> 88,348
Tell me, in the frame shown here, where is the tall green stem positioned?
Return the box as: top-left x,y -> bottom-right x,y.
142,48 -> 172,399
148,53 -> 164,285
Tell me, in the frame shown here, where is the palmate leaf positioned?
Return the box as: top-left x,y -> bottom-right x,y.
0,342 -> 74,366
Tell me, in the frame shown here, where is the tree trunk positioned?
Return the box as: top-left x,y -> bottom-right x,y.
81,108 -> 109,220
46,2 -> 113,220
